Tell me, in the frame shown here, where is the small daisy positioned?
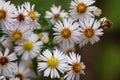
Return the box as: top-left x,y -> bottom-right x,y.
45,5 -> 68,24
3,23 -> 32,44
14,5 -> 31,24
59,43 -> 75,54
38,49 -> 67,79
79,17 -> 104,47
53,18 -> 81,45
15,33 -> 43,60
64,52 -> 85,80
23,2 -> 41,29
7,62 -> 32,80
0,0 -> 16,29
0,48 -> 17,76
69,0 -> 97,20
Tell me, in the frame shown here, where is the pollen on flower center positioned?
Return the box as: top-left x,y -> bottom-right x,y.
84,28 -> 94,38
47,57 -> 59,68
0,57 -> 9,66
72,62 -> 81,73
54,13 -> 60,20
17,14 -> 25,22
76,3 -> 87,13
61,28 -> 71,39
15,73 -> 24,80
28,11 -> 36,20
11,30 -> 23,41
0,9 -> 6,20
23,41 -> 33,51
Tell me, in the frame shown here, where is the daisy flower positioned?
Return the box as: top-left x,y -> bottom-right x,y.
64,52 -> 85,80
23,2 -> 41,29
45,5 -> 68,24
15,33 -> 43,60
69,0 -> 97,20
53,18 -> 81,45
0,0 -> 16,29
7,62 -> 32,80
79,17 -> 104,47
38,49 -> 67,79
14,5 -> 31,24
3,23 -> 32,44
3,24 -> 32,43
0,48 -> 17,76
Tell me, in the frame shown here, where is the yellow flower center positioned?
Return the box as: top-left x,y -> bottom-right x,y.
61,28 -> 71,39
17,14 -> 25,22
23,41 -> 33,51
28,11 -> 36,20
76,3 -> 87,13
0,9 -> 6,20
11,30 -> 23,41
54,13 -> 60,20
84,28 -> 94,38
15,73 -> 24,80
0,57 -> 9,66
47,57 -> 59,68
72,62 -> 81,73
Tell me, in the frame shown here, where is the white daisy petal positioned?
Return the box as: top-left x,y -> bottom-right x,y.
65,52 -> 85,80
53,18 -> 81,46
79,17 -> 104,47
38,49 -> 67,79
45,5 -> 68,24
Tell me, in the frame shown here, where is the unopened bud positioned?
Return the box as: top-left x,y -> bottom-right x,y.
37,57 -> 41,62
93,8 -> 102,16
103,20 -> 113,29
41,36 -> 49,44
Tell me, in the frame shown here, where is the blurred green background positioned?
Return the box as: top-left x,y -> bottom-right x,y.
11,0 -> 120,80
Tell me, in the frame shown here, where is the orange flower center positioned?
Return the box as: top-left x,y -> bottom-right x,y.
0,57 -> 9,66
17,14 -> 25,22
72,62 -> 81,73
54,13 -> 60,20
84,28 -> 94,38
61,28 -> 71,39
0,9 -> 6,20
11,30 -> 23,41
15,73 -> 24,80
76,3 -> 87,13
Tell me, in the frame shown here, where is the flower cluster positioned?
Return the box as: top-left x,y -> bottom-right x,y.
0,0 -> 112,80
